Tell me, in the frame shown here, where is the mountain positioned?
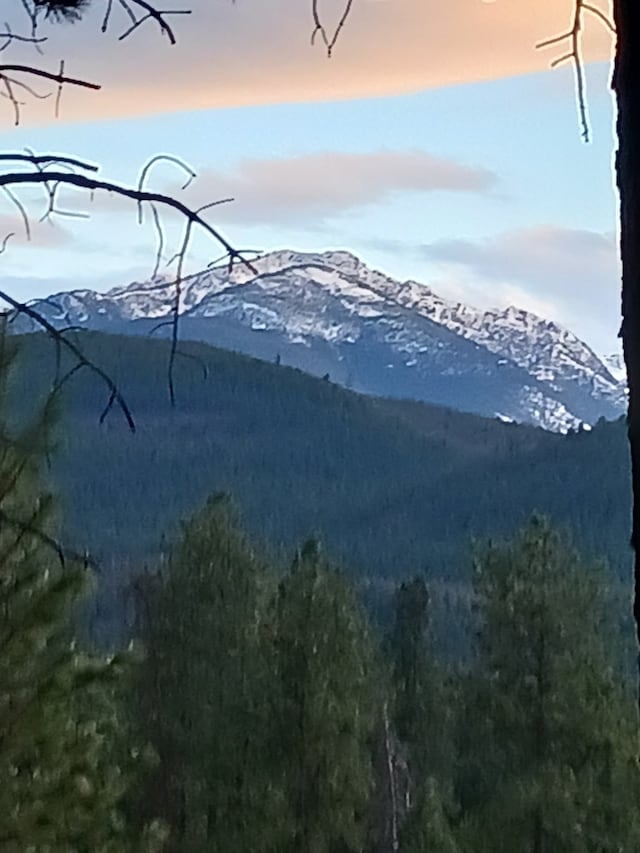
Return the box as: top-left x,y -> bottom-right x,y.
19,249 -> 625,431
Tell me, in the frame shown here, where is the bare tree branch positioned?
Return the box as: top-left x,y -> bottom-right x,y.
0,288 -> 137,430
0,63 -> 99,91
0,60 -> 99,123
0,151 -> 253,409
311,0 -> 354,57
0,504 -> 90,568
0,167 -> 245,261
0,4 -> 246,418
0,232 -> 14,253
136,153 -> 196,225
1,183 -> 30,238
0,151 -> 99,172
102,0 -> 191,44
536,0 -> 615,142
0,24 -> 46,52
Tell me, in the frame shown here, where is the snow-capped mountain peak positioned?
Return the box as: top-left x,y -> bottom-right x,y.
18,249 -> 626,432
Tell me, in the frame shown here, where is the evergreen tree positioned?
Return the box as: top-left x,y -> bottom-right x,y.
272,538 -> 378,853
400,778 -> 463,853
459,517 -> 640,852
35,0 -> 91,22
391,576 -> 431,749
389,577 -> 458,852
129,494 -> 281,852
0,331 -> 145,851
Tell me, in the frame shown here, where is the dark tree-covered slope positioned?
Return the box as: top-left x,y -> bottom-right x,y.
10,332 -> 631,585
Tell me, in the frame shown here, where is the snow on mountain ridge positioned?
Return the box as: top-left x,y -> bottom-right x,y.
205,250 -> 623,407
21,248 -> 626,432
602,353 -> 627,383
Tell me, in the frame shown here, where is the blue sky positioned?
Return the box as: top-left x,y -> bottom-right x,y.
0,3 -> 621,355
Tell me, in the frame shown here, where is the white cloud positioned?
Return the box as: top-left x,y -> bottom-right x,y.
0,213 -> 72,249
169,150 -> 498,226
420,225 -> 621,352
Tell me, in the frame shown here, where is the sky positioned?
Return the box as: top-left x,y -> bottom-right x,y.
0,0 -> 622,355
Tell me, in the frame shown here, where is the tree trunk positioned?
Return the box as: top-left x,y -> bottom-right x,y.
613,0 -> 640,695
383,703 -> 400,852
533,626 -> 545,853
533,812 -> 543,853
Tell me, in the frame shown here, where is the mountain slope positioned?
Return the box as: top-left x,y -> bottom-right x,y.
20,250 -> 625,431
11,332 -> 631,586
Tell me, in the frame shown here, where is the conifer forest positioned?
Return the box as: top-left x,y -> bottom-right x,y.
2,329 -> 639,851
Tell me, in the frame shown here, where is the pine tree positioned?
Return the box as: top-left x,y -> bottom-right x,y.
400,778 -> 463,853
389,577 -> 459,853
459,516 -> 640,852
273,538 -> 378,853
0,330 -> 144,851
391,577 -> 431,750
128,494 -> 281,853
35,0 -> 91,22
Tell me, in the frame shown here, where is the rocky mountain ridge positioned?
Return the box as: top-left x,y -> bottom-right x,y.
21,249 -> 626,431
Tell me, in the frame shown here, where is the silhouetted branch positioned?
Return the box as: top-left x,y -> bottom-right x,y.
1,183 -> 30,237
0,24 -> 46,52
174,348 -> 208,379
0,151 -> 98,172
5,0 -> 190,125
0,0 -> 205,568
162,215 -> 192,405
0,4 -> 245,417
311,0 -> 354,57
148,319 -> 173,336
136,153 -> 196,224
0,288 -> 136,431
0,504 -> 90,567
0,154 -> 253,406
0,60 -> 99,123
536,0 -> 615,142
0,63 -> 98,91
0,168 -> 243,261
0,232 -> 14,253
149,203 -> 164,279
102,0 -> 191,44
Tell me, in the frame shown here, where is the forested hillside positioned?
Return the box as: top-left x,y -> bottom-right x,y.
10,331 -> 631,584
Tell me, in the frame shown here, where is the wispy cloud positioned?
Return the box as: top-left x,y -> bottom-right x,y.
420,225 -> 620,352
172,150 -> 498,226
0,214 -> 72,249
423,226 -> 617,289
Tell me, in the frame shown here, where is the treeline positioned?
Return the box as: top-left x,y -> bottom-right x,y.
122,501 -> 639,852
4,460 -> 638,848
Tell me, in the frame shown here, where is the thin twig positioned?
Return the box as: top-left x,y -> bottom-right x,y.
536,0 -> 615,142
0,289 -> 136,431
0,169 -> 245,267
0,152 -> 98,172
102,0 -> 191,44
311,0 -> 354,57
